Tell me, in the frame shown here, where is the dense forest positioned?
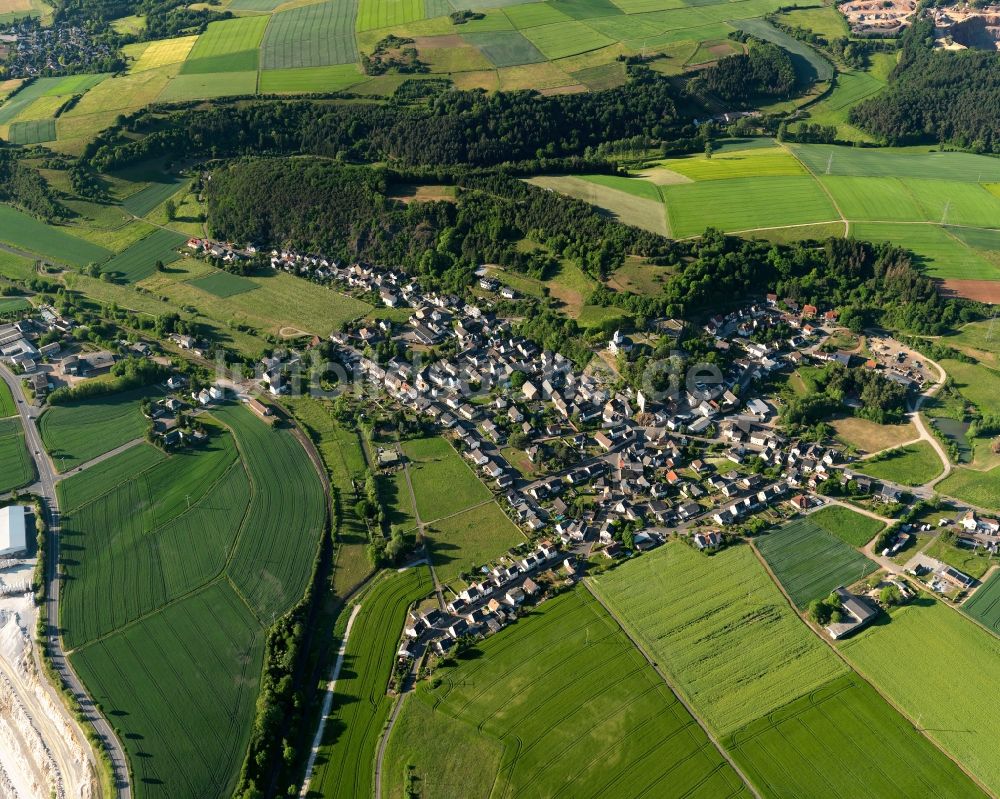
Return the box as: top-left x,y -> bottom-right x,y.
688,39 -> 797,106
0,151 -> 66,220
83,68 -> 692,170
207,158 -> 975,342
206,158 -> 675,292
851,18 -> 1000,150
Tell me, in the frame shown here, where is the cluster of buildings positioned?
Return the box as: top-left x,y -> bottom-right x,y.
0,20 -> 117,78
399,540 -> 573,660
274,259 -> 894,563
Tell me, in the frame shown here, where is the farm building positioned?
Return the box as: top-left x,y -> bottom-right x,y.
825,587 -> 878,640
0,505 -> 29,557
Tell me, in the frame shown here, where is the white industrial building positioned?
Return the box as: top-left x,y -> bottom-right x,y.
0,506 -> 29,557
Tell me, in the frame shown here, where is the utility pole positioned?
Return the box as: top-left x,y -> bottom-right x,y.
825,153 -> 833,175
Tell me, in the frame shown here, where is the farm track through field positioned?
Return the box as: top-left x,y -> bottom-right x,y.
584,581 -> 762,799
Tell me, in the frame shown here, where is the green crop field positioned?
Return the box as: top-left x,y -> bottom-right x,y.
424,501 -> 524,583
939,467 -> 1000,512
39,389 -> 150,471
522,20 -> 614,59
63,402 -> 326,799
258,64 -> 365,93
72,580 -> 262,799
822,176 -> 925,222
590,542 -> 846,735
157,71 -> 258,102
725,673 -> 986,799
120,174 -> 184,217
0,381 -> 15,416
309,566 -> 433,799
0,417 -> 34,494
0,297 -> 30,315
182,16 -> 269,74
663,176 -> 838,237
0,77 -> 69,124
850,223 -> 999,281
261,0 -> 359,69
385,588 -> 753,799
101,227 -> 188,282
59,429 -> 246,646
0,250 -> 36,281
503,1 -> 571,28
401,435 -> 491,521
0,205 -> 111,267
855,441 -> 943,487
58,442 -> 166,511
807,504 -> 884,547
189,270 -> 259,298
756,518 -> 879,607
963,570 -> 1000,634
462,30 -> 546,67
840,598 -> 1000,795
655,146 -> 803,181
212,403 -> 327,616
8,117 -> 56,144
356,0 -> 424,30
790,144 -> 1000,182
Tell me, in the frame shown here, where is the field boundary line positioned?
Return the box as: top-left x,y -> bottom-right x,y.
782,142 -> 848,236
68,575 -> 229,655
583,579 -> 763,799
748,542 -> 997,798
67,453 -> 257,653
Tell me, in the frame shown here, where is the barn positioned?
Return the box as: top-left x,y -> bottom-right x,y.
0,505 -> 29,558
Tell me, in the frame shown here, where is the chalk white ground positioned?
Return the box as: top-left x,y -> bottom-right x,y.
0,559 -> 97,799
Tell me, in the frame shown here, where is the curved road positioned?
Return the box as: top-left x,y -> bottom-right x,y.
0,364 -> 132,799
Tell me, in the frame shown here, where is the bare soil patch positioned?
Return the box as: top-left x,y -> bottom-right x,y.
939,279 -> 1000,303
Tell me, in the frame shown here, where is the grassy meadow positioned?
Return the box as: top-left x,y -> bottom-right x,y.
424,501 -> 524,584
400,435 -> 492,521
855,441 -> 944,487
807,504 -> 884,547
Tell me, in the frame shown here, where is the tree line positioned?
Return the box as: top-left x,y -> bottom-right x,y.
82,67 -> 691,171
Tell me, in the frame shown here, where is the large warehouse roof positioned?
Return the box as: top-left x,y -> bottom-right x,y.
0,506 -> 28,557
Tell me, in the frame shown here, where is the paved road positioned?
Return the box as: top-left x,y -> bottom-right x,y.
0,364 -> 132,799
